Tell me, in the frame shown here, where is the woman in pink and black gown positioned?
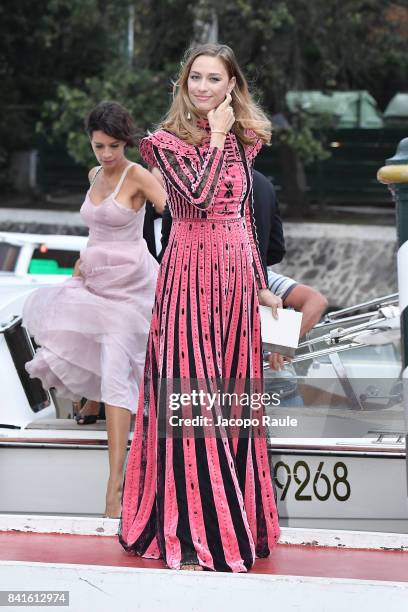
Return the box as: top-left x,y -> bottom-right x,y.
120,44 -> 282,572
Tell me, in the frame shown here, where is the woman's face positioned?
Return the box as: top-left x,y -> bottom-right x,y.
187,55 -> 236,115
90,131 -> 126,169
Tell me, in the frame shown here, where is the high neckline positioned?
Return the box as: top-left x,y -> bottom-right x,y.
196,117 -> 210,130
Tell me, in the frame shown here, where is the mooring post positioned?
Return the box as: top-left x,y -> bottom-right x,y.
378,138 -> 408,493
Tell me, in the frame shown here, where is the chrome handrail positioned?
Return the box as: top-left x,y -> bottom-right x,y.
299,314 -> 396,349
312,310 -> 386,329
263,341 -> 369,367
321,293 -> 398,322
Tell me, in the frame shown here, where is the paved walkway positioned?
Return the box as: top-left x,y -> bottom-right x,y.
1,530 -> 408,581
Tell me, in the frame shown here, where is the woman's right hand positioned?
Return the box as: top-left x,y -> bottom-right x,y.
208,93 -> 235,135
258,288 -> 282,319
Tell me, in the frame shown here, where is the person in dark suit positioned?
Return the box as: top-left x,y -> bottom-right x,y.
158,169 -> 286,269
252,170 -> 286,270
142,201 -> 162,259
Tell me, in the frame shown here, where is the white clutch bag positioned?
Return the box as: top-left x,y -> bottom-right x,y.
259,306 -> 303,358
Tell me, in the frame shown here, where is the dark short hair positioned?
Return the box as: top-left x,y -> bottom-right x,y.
85,101 -> 138,147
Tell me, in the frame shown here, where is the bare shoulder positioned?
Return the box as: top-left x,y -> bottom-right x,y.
128,162 -> 149,182
127,161 -> 166,211
88,166 -> 100,184
126,163 -> 154,191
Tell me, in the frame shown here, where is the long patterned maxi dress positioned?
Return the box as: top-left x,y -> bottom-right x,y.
119,124 -> 280,572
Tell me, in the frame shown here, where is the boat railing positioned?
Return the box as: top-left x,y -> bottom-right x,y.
263,341 -> 371,367
299,306 -> 399,350
319,293 -> 398,324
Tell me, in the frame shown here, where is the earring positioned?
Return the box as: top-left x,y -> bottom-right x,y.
186,112 -> 191,120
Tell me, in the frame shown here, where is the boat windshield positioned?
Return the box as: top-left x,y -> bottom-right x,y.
29,248 -> 80,275
264,333 -> 404,439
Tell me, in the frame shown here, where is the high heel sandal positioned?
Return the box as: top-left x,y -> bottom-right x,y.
75,413 -> 98,425
73,400 -> 99,425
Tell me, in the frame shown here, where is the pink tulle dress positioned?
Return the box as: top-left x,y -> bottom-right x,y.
23,163 -> 159,413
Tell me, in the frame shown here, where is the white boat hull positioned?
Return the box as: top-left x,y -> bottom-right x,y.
1,427 -> 407,532
270,444 -> 408,532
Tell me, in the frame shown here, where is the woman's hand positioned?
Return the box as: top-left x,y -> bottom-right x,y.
258,288 -> 282,319
258,289 -> 288,370
208,93 -> 235,136
73,258 -> 82,278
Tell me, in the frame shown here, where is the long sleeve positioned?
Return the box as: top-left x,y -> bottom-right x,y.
140,131 -> 225,211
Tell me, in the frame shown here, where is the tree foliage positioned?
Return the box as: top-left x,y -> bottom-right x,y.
37,0 -> 195,165
207,0 -> 408,109
0,0 -> 128,152
2,0 -> 408,205
41,63 -> 175,166
196,0 -> 408,169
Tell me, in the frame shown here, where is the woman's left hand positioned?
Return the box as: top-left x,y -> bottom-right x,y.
73,259 -> 82,278
258,288 -> 282,319
259,290 -> 284,369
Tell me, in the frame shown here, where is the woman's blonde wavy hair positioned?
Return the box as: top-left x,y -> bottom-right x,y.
160,43 -> 271,146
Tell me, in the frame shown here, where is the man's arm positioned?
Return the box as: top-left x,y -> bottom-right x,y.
283,284 -> 328,337
267,275 -> 327,370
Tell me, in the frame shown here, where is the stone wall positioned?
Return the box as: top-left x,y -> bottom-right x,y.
0,209 -> 398,309
273,223 -> 398,308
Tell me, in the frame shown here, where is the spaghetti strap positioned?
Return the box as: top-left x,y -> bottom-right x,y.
113,163 -> 136,198
23,157 -> 159,415
90,166 -> 102,186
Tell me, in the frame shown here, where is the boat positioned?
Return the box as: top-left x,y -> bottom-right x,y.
1,254 -> 407,609
0,283 -> 406,532
262,293 -> 407,532
0,231 -> 87,329
0,231 -> 86,277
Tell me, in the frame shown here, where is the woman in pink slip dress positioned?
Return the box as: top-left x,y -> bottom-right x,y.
119,45 -> 282,571
23,101 -> 166,517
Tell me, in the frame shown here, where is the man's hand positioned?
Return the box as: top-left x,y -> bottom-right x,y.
268,352 -> 285,371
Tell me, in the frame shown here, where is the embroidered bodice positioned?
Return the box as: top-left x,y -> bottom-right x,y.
140,125 -> 267,288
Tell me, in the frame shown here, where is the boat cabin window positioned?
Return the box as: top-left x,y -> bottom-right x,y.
0,242 -> 21,272
29,248 -> 79,275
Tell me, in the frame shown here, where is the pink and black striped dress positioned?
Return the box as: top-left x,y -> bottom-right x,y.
119,122 -> 280,572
